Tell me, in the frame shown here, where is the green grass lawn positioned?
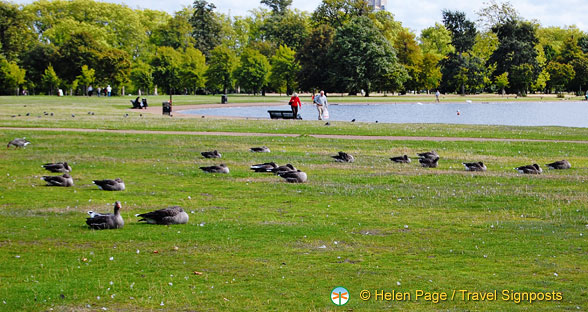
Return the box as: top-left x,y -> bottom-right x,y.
0,97 -> 586,311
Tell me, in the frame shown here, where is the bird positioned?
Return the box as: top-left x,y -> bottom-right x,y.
332,151 -> 354,163
546,160 -> 571,170
279,170 -> 307,183
351,119 -> 356,122
250,146 -> 271,153
200,164 -> 229,174
201,150 -> 221,158
7,138 -> 30,148
417,151 -> 438,159
271,164 -> 297,175
250,162 -> 278,172
71,114 -> 75,118
325,122 -> 330,126
390,155 -> 411,163
42,162 -> 72,173
41,173 -> 74,187
86,201 -> 124,230
136,206 -> 189,225
419,156 -> 439,168
93,178 -> 126,191
515,164 -> 542,174
462,162 -> 487,171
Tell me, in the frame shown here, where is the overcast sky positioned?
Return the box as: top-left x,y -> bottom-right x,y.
11,0 -> 588,33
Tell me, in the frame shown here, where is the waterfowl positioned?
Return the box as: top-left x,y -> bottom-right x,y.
7,138 -> 30,148
42,162 -> 72,173
332,151 -> 355,163
86,201 -> 124,230
390,155 -> 411,163
42,174 -> 74,187
419,156 -> 439,168
271,164 -> 297,175
462,162 -> 487,171
200,164 -> 229,173
250,162 -> 278,172
515,164 -> 542,174
93,178 -> 126,191
546,160 -> 571,169
136,206 -> 189,225
418,151 -> 438,159
201,150 -> 221,158
250,146 -> 271,153
279,170 -> 308,183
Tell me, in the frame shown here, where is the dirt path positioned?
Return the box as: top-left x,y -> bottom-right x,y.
2,127 -> 588,144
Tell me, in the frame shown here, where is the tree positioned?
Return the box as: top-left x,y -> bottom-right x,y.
0,56 -> 26,95
95,48 -> 132,95
546,62 -> 575,93
260,10 -> 310,51
329,16 -> 407,96
205,45 -> 238,94
494,72 -> 509,95
394,30 -> 423,92
151,8 -> 196,50
419,53 -> 442,92
41,64 -> 60,95
151,47 -> 183,96
234,48 -> 270,95
190,0 -> 222,56
419,23 -> 454,58
179,47 -> 207,94
260,0 -> 292,14
441,10 -> 477,94
476,0 -> 520,31
312,0 -> 372,29
130,61 -> 153,95
296,24 -> 335,92
0,2 -> 35,62
269,45 -> 300,95
76,65 -> 95,96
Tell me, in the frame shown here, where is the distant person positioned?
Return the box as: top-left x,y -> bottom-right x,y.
106,85 -> 112,97
88,85 -> 93,97
97,87 -> 101,97
289,93 -> 301,119
314,90 -> 328,120
435,90 -> 440,102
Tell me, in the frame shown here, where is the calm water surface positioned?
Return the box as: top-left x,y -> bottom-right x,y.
179,101 -> 588,128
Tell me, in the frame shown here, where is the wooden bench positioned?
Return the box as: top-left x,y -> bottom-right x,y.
268,110 -> 300,119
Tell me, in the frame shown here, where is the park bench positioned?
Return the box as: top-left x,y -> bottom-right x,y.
268,110 -> 301,119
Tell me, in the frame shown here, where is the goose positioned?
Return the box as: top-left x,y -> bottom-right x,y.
515,164 -> 542,174
390,155 -> 411,163
86,201 -> 124,229
93,178 -> 126,191
42,162 -> 72,173
417,151 -> 438,159
332,151 -> 355,163
41,173 -> 74,187
250,146 -> 270,153
7,138 -> 30,148
201,150 -> 221,158
271,164 -> 296,175
462,162 -> 487,171
419,156 -> 439,168
546,160 -> 571,170
136,206 -> 189,225
279,170 -> 307,183
250,162 -> 278,172
200,164 -> 229,173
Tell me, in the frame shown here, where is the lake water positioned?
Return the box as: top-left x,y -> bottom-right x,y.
179,101 -> 588,128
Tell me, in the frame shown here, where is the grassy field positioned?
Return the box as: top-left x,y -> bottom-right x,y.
0,96 -> 586,311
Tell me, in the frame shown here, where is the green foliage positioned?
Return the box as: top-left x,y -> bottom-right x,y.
150,8 -> 196,50
0,2 -> 35,62
296,24 -> 335,92
419,23 -> 454,58
394,30 -> 423,91
95,48 -> 132,93
234,48 -> 271,95
546,62 -> 575,92
269,45 -> 300,94
0,56 -> 26,95
130,61 -> 153,94
312,0 -> 372,29
190,0 -> 222,56
476,0 -> 520,31
371,11 -> 404,44
179,47 -> 208,93
419,53 -> 442,91
494,72 -> 509,94
150,46 -> 183,95
260,10 -> 310,51
442,10 -> 477,53
205,45 -> 238,94
76,65 -> 95,95
329,16 -> 407,95
260,0 -> 292,14
41,64 -> 60,95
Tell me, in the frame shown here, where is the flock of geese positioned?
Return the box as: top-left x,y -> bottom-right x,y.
7,136 -> 573,230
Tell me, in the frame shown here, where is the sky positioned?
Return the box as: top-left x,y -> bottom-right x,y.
11,0 -> 588,33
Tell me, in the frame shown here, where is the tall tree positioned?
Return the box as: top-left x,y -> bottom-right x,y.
234,48 -> 270,95
546,62 -> 575,93
394,30 -> 423,92
312,0 -> 372,29
260,0 -> 292,14
296,24 -> 335,92
260,10 -> 310,51
41,64 -> 60,95
329,16 -> 407,96
269,45 -> 300,95
179,47 -> 207,94
0,2 -> 35,62
151,46 -> 183,96
205,45 -> 238,94
76,65 -> 95,96
0,56 -> 26,95
441,10 -> 477,94
151,8 -> 196,50
419,23 -> 455,58
130,61 -> 153,95
190,0 -> 222,56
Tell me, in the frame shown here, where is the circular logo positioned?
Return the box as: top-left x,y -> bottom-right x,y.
331,286 -> 349,306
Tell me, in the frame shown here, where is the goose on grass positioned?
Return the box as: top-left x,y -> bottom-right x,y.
93,178 -> 126,191
41,174 -> 74,187
42,162 -> 72,173
86,201 -> 124,229
136,206 -> 189,225
390,155 -> 411,163
279,170 -> 307,183
462,162 -> 487,171
332,151 -> 355,163
546,160 -> 571,169
201,150 -> 221,158
200,164 -> 230,174
7,138 -> 30,148
515,164 -> 542,174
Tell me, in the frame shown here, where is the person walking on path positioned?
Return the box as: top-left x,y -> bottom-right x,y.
314,90 -> 328,120
289,93 -> 302,119
106,85 -> 112,97
435,90 -> 440,102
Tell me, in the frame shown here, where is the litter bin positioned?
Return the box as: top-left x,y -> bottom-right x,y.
221,94 -> 228,104
162,101 -> 172,115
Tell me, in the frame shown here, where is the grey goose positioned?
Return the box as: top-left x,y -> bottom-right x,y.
200,164 -> 230,174
515,164 -> 542,174
390,155 -> 411,163
93,178 -> 126,191
42,162 -> 72,173
136,206 -> 189,225
250,162 -> 278,172
250,146 -> 271,153
271,164 -> 297,175
201,150 -> 221,158
462,162 -> 487,171
419,156 -> 439,168
279,170 -> 308,183
417,151 -> 438,159
42,173 -> 74,187
86,201 -> 124,230
546,160 -> 571,169
332,151 -> 355,163
7,138 -> 30,148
